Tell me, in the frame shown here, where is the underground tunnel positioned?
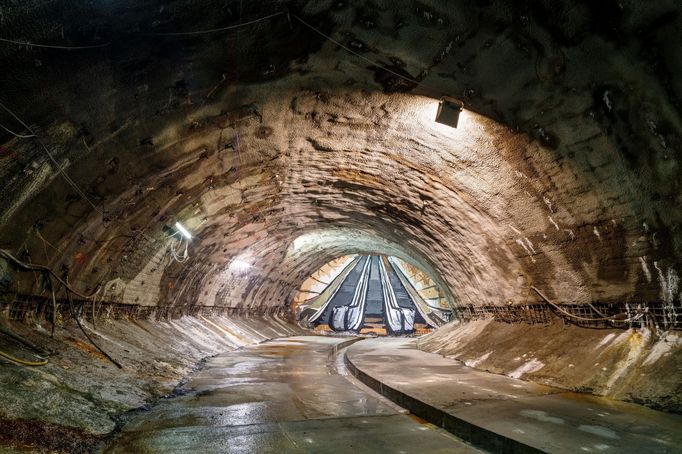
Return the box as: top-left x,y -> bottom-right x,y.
0,0 -> 681,452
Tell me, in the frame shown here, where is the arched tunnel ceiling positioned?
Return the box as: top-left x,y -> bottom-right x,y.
0,0 -> 680,312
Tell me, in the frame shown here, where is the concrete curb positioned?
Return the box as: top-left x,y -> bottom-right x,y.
327,336 -> 366,360
344,344 -> 545,454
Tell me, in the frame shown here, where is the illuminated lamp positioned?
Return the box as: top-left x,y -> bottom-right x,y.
435,98 -> 463,128
230,258 -> 252,272
175,222 -> 192,240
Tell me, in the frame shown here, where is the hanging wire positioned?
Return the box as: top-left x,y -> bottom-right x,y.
291,13 -> 422,87
0,326 -> 49,367
143,11 -> 284,36
1,10 -> 281,45
0,348 -> 48,366
169,231 -> 190,263
0,121 -> 35,138
290,12 -> 453,101
0,248 -> 86,337
0,249 -> 100,299
0,248 -> 122,368
531,286 -> 652,328
66,288 -> 122,368
0,37 -> 110,50
0,100 -> 102,213
35,229 -> 62,256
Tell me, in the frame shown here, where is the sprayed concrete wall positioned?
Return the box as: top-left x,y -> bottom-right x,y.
0,1 -> 680,441
0,314 -> 306,452
0,0 -> 680,316
418,319 -> 682,412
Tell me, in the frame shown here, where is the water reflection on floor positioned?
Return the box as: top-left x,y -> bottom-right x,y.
106,336 -> 478,453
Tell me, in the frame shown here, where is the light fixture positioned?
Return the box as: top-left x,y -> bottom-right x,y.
293,236 -> 306,250
435,99 -> 463,128
175,222 -> 192,240
230,258 -> 252,273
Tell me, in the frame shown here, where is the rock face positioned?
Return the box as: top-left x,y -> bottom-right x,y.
0,1 -> 680,316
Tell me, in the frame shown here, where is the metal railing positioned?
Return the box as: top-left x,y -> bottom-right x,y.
1,294 -> 288,323
452,301 -> 682,331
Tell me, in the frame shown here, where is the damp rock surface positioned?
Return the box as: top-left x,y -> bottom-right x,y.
0,315 -> 306,451
418,319 -> 682,412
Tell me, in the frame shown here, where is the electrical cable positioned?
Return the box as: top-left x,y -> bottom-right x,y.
291,13 -> 423,87
588,302 -> 610,319
0,100 -> 102,213
2,11 -> 280,46
35,229 -> 61,255
0,323 -> 49,368
66,290 -> 123,369
0,349 -> 48,366
0,37 -> 109,50
91,288 -> 101,331
0,327 -> 50,358
290,13 -> 449,100
531,286 -> 644,324
0,248 -> 100,299
0,121 -> 35,138
49,274 -> 57,338
168,231 -> 190,263
143,11 -> 284,36
171,241 -> 189,262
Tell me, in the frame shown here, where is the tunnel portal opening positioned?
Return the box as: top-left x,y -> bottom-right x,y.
293,254 -> 451,336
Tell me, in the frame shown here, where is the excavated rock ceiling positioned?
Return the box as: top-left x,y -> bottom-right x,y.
0,0 -> 680,311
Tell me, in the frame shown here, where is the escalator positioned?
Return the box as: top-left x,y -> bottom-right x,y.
303,254 -> 446,335
360,256 -> 386,334
364,256 -> 383,316
379,257 -> 416,335
315,256 -> 369,326
384,258 -> 427,325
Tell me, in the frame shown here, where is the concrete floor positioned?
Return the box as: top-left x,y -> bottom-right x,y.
346,338 -> 682,453
106,336 -> 477,453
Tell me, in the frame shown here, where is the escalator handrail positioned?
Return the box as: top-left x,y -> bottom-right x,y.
379,257 -> 404,333
387,257 -> 446,327
307,256 -> 363,324
347,255 -> 372,331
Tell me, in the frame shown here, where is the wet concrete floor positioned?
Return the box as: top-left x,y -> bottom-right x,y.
347,338 -> 682,453
106,336 -> 478,453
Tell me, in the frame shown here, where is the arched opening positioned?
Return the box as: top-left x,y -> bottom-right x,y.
294,254 -> 451,335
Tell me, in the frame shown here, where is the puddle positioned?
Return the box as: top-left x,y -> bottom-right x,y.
519,409 -> 564,425
578,425 -> 619,440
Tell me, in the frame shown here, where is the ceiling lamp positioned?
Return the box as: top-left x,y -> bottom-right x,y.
435,99 -> 463,128
174,222 -> 192,240
230,258 -> 252,273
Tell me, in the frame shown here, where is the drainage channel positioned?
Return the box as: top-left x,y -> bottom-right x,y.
328,336 -> 419,416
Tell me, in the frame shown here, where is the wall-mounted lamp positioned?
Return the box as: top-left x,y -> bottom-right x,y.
293,237 -> 306,250
175,222 -> 192,240
230,258 -> 252,273
435,99 -> 463,128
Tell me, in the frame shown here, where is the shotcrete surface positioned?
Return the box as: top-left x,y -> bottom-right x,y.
0,315 -> 306,452
346,337 -> 682,453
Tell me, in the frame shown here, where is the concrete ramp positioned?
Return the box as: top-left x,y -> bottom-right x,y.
345,338 -> 682,453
